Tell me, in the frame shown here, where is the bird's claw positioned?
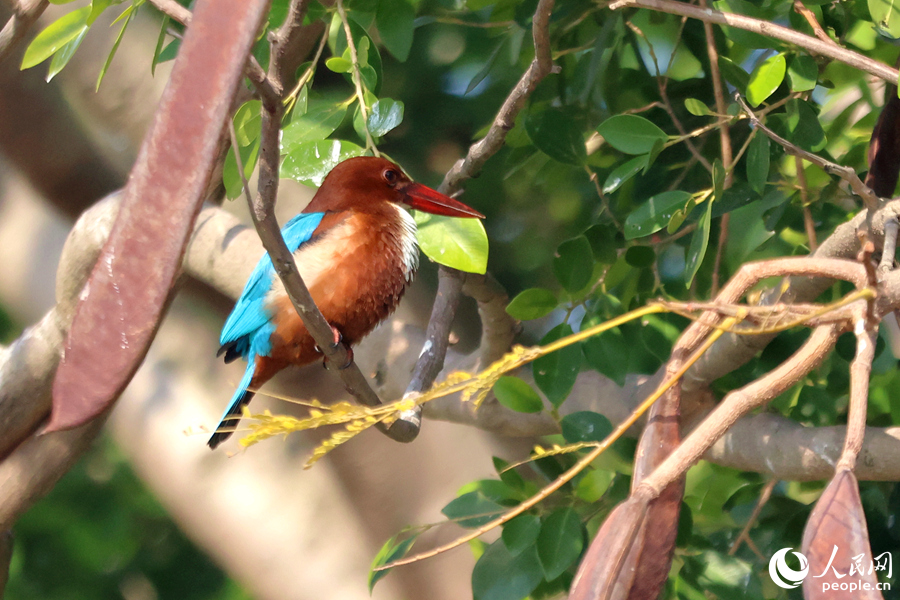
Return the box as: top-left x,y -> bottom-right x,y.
319,325 -> 352,370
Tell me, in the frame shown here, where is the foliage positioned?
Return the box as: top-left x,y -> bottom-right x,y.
17,0 -> 900,596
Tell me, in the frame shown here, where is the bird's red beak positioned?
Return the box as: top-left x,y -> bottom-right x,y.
403,183 -> 485,218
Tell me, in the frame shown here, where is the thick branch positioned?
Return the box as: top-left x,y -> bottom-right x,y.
0,0 -> 47,64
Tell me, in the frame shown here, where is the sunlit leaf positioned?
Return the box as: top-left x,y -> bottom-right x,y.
746,53 -> 786,107
96,5 -> 135,91
280,140 -> 365,187
21,6 -> 90,70
45,26 -> 87,81
684,98 -> 712,116
414,212 -> 489,274
281,103 -> 348,151
369,533 -> 418,591
367,98 -> 404,137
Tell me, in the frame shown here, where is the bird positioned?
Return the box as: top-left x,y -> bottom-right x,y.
208,156 -> 484,448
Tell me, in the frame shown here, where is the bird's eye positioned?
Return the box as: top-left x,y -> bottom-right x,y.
383,169 -> 399,186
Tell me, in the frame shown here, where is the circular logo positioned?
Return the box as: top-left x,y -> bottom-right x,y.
769,548 -> 810,589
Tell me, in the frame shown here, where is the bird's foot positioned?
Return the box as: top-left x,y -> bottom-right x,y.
318,325 -> 353,370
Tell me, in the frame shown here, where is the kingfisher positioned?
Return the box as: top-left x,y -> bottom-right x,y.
208,156 -> 484,448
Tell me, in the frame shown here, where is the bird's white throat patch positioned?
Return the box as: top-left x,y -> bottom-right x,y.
394,204 -> 419,281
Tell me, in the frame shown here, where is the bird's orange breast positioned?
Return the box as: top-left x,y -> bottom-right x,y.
265,206 -> 417,369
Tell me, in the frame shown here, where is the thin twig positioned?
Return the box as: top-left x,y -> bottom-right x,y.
729,478 -> 776,559
793,0 -> 833,45
879,215 -> 898,277
796,156 -> 818,251
836,307 -> 876,471
607,0 -> 899,85
0,0 -> 48,64
335,0 -> 378,155
700,0 -> 733,295
738,95 -> 881,211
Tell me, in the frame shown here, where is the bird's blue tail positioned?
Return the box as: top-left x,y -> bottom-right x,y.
208,356 -> 257,449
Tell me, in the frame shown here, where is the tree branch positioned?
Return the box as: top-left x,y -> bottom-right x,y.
608,0 -> 900,85
405,0 -> 556,405
0,0 -> 47,64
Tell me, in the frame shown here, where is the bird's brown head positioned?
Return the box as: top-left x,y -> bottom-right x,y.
305,156 -> 484,218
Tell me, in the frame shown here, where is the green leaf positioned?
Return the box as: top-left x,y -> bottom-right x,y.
376,0 -> 415,61
625,245 -> 655,268
465,41 -> 503,94
582,324 -> 632,386
151,15 -> 170,76
506,288 -> 557,320
575,468 -> 615,502
553,236 -> 593,293
684,98 -> 712,116
367,98 -> 404,137
45,26 -> 87,81
21,6 -> 90,70
783,98 -> 826,151
624,190 -> 692,240
281,103 -> 349,152
717,56 -> 749,93
87,0 -> 114,25
96,5 -> 135,91
560,411 -> 613,444
597,115 -> 668,155
746,53 -> 786,107
525,109 -> 586,165
157,38 -> 180,64
603,154 -> 649,194
280,140 -> 365,187
472,540 -> 542,600
536,508 -> 584,581
369,533 -> 417,591
325,56 -> 353,73
442,491 -> 504,528
414,212 -> 489,274
787,54 -> 817,91
223,101 -> 262,199
685,197 -> 712,286
870,0 -> 900,37
533,324 -> 580,408
492,377 -> 544,413
502,515 -> 541,556
334,18 -> 382,95
746,133 -> 770,193
583,224 -> 618,264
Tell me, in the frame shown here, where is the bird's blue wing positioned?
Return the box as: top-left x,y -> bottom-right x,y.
219,212 -> 325,350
